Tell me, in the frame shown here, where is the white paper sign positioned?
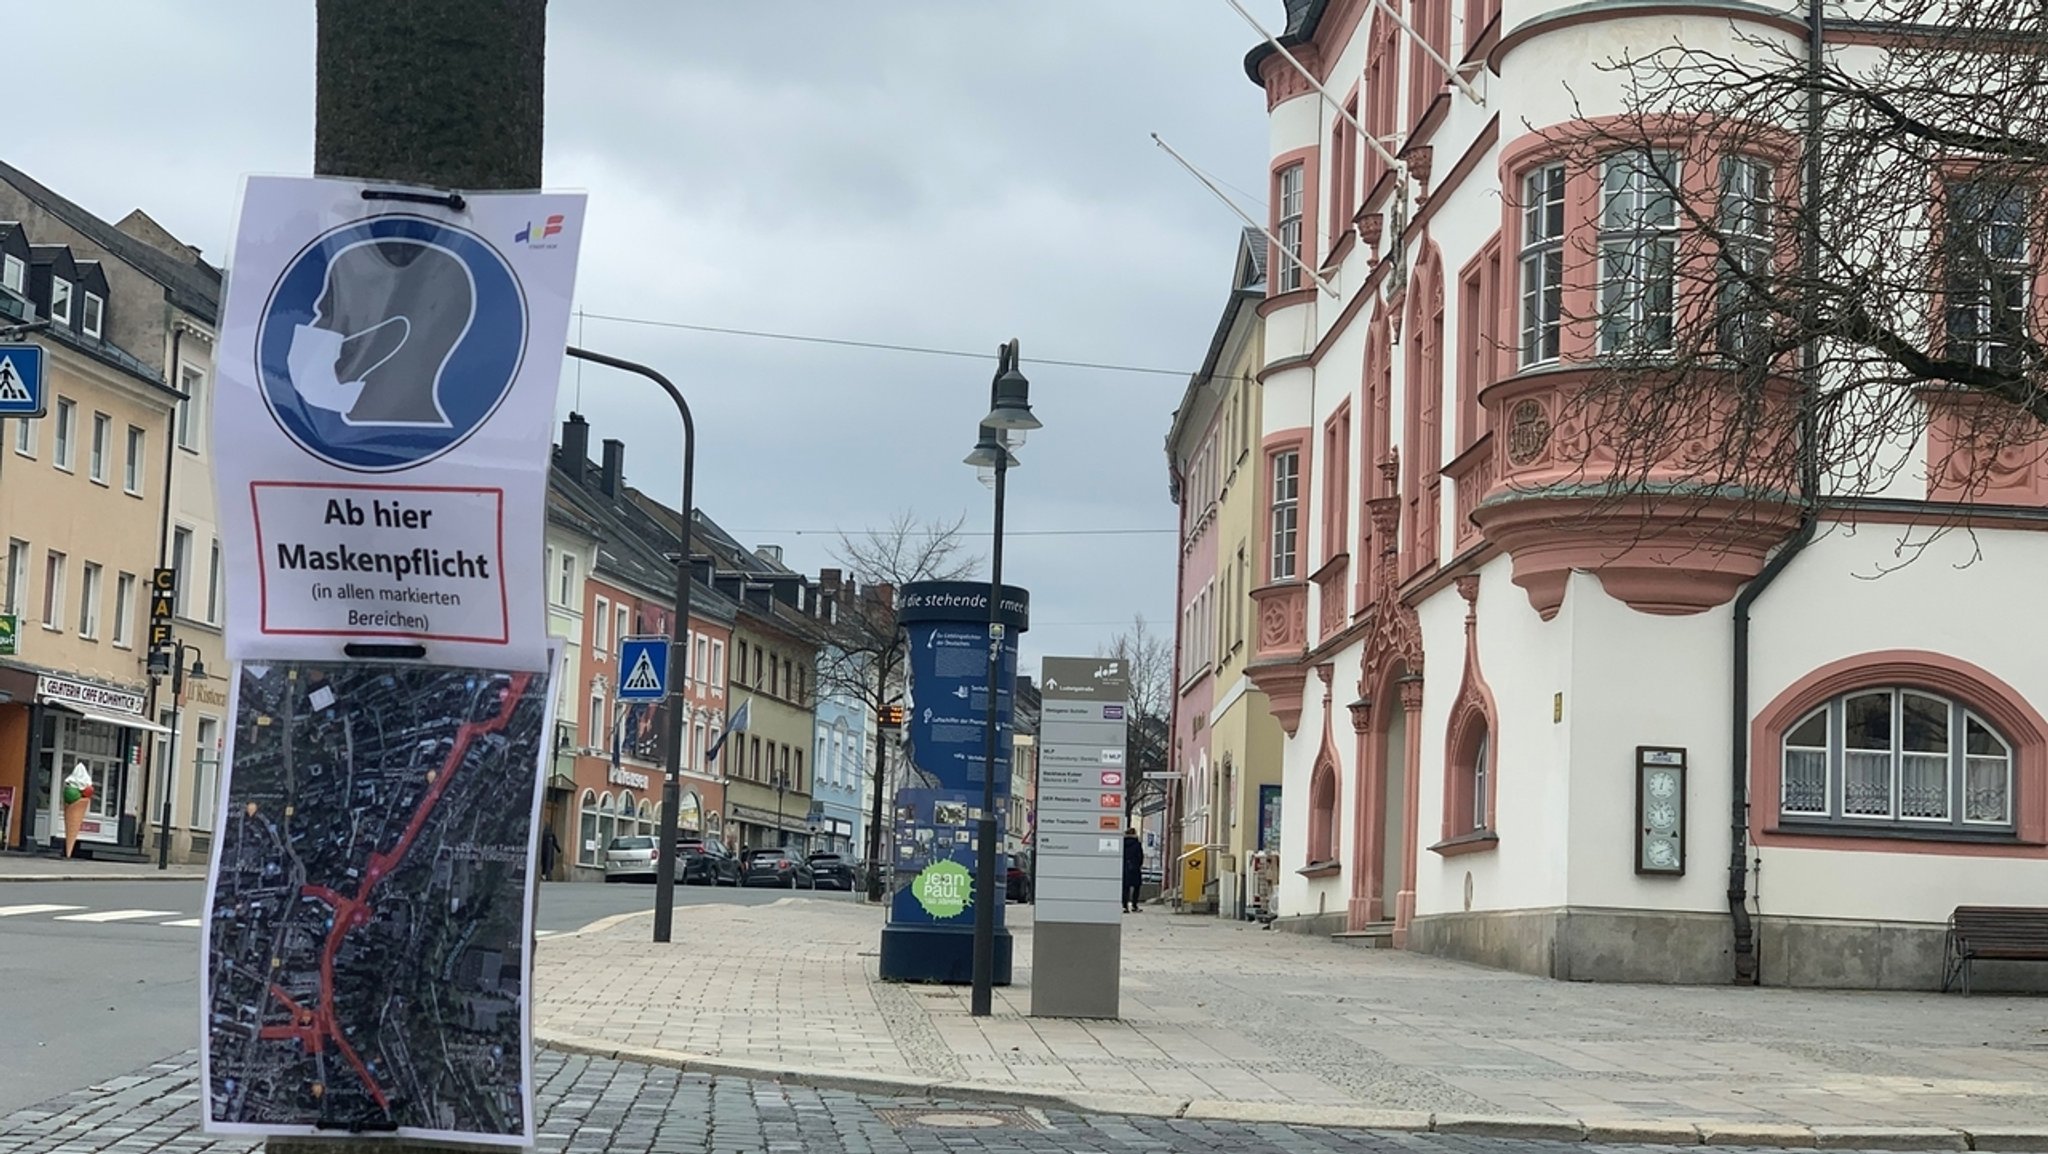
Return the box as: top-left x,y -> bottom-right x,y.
212,176 -> 584,671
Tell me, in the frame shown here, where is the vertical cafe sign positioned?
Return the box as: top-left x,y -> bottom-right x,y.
200,177 -> 581,1147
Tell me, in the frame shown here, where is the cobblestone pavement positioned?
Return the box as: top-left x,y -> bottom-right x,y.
535,899 -> 2048,1134
0,1049 -> 2010,1154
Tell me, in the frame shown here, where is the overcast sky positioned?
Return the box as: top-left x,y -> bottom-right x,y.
8,2 -> 1276,673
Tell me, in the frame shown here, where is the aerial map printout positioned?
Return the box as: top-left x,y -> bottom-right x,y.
200,658 -> 556,1145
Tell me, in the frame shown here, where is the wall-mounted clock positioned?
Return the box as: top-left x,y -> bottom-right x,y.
1635,747 -> 1686,877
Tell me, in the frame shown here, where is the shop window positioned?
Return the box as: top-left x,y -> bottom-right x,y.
578,790 -> 599,865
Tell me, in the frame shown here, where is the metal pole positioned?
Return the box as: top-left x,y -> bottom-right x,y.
565,346 -> 695,945
157,643 -> 184,871
865,713 -> 891,901
970,348 -> 1013,1019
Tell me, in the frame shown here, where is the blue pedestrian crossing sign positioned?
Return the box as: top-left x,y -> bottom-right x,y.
0,344 -> 44,418
617,636 -> 669,701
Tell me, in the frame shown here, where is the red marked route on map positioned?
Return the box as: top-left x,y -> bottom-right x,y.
256,672 -> 533,1113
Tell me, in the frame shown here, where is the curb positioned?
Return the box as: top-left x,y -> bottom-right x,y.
532,1034 -> 2038,1150
0,872 -> 207,882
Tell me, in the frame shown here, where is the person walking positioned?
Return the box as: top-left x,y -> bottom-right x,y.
540,824 -> 562,882
1122,828 -> 1144,913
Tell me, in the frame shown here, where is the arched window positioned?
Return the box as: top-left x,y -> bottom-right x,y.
597,792 -> 616,849
638,800 -> 655,836
1307,760 -> 1339,864
577,789 -> 598,866
1470,727 -> 1491,831
1781,688 -> 2013,831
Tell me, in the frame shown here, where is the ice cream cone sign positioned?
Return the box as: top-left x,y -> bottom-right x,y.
61,762 -> 93,859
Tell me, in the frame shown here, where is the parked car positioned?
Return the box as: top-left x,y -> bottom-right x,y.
1006,851 -> 1034,903
741,847 -> 815,889
806,853 -> 857,891
678,840 -> 741,886
603,835 -> 660,883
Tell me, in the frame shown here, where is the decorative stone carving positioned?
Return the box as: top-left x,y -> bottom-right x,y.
1506,399 -> 1550,467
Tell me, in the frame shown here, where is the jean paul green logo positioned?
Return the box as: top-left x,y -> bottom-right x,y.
911,859 -> 973,919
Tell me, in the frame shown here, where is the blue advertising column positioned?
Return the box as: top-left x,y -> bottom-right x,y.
879,580 -> 1029,984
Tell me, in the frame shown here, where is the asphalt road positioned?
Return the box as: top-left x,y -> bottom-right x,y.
0,877 -> 859,1115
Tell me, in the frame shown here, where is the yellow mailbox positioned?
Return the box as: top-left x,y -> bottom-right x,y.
1178,844 -> 1208,904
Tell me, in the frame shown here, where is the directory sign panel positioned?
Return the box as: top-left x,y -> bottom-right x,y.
1033,657 -> 1131,926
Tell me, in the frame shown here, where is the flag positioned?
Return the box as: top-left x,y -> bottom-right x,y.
611,702 -> 636,770
706,697 -> 751,764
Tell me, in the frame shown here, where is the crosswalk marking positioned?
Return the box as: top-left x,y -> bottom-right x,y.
0,903 -> 85,917
53,909 -> 180,923
159,918 -> 204,928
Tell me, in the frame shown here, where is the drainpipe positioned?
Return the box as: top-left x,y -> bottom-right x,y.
1729,0 -> 1825,986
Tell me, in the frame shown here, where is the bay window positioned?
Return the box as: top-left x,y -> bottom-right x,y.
1519,164 -> 1567,365
1276,163 -> 1306,292
1268,449 -> 1300,581
1718,156 -> 1775,359
1599,151 -> 1680,354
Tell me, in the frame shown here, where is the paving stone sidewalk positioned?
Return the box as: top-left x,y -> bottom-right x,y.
0,1049 -> 1999,1154
0,853 -> 207,880
535,899 -> 2048,1143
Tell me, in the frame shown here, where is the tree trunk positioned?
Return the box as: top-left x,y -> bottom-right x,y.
314,0 -> 547,189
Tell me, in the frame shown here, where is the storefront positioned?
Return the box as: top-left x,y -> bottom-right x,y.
21,673 -> 167,853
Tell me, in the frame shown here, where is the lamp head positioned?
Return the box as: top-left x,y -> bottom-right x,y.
962,423 -> 1020,471
983,364 -> 1042,432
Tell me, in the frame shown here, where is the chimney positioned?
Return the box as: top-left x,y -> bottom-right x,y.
820,568 -> 843,593
559,413 -> 590,484
600,438 -> 625,498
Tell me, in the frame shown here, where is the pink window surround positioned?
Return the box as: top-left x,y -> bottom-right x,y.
1271,147 -> 1322,298
1404,245 -> 1446,575
1464,0 -> 1502,55
1498,118 -> 1802,370
1362,11 -> 1399,195
1322,401 -> 1353,564
1353,312 -> 1397,605
1435,575 -> 1499,853
1329,86 -> 1362,248
1455,235 -> 1504,453
1751,650 -> 2048,855
1408,0 -> 1453,124
1260,429 -> 1312,585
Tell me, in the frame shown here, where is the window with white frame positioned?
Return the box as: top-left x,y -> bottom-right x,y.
1471,727 -> 1492,831
1717,156 -> 1774,359
4,539 -> 27,616
81,293 -> 104,339
710,640 -> 725,688
578,789 -> 599,865
1945,181 -> 2031,371
590,689 -> 606,750
13,410 -> 33,457
1519,163 -> 1567,365
172,527 -> 193,617
192,716 -> 222,830
1599,151 -> 1681,354
49,279 -> 72,325
1781,688 -> 2014,832
78,562 -> 101,639
89,413 -> 109,483
177,366 -> 206,452
557,552 -> 577,606
1268,450 -> 1300,581
54,398 -> 75,470
593,596 -> 611,652
615,605 -> 629,650
207,539 -> 222,624
124,425 -> 145,495
1276,163 -> 1305,293
1,254 -> 23,293
41,550 -> 64,629
695,636 -> 709,685
113,571 -> 136,647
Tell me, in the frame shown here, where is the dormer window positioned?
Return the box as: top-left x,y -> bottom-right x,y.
81,293 -> 104,339
49,278 -> 72,325
1,255 -> 22,294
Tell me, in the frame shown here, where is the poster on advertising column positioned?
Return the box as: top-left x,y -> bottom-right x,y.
211,176 -> 584,672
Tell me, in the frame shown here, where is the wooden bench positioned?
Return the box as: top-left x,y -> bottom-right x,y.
1942,906 -> 2048,995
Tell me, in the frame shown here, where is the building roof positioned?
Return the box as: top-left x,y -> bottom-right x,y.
1164,229 -> 1268,496
1242,0 -> 1329,84
0,157 -> 221,323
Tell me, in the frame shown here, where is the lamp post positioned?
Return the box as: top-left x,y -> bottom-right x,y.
564,346 -> 695,946
965,339 -> 1040,1018
154,641 -> 206,871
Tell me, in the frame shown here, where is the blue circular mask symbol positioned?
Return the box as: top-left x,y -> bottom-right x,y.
255,215 -> 528,472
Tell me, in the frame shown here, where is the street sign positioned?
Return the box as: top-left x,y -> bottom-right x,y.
617,636 -> 669,701
148,567 -> 176,650
0,612 -> 17,657
0,344 -> 44,418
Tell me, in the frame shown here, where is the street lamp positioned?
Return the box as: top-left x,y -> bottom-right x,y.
154,641 -> 207,871
564,346 -> 696,946
966,339 -> 1040,1018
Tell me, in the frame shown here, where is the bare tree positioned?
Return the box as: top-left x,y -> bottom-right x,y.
815,511 -> 978,898
1099,615 -> 1172,820
1515,2 -> 2047,552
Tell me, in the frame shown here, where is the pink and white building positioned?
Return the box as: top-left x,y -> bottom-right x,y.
1237,0 -> 2048,988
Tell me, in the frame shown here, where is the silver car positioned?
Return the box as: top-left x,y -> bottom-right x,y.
603,834 -> 659,882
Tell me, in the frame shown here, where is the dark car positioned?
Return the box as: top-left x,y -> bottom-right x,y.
741,847 -> 815,889
678,840 -> 741,886
1006,852 -> 1034,903
806,853 -> 856,891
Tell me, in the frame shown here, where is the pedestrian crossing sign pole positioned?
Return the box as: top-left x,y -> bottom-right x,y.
617,636 -> 669,702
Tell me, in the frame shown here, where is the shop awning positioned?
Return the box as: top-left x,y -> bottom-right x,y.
46,702 -> 171,735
